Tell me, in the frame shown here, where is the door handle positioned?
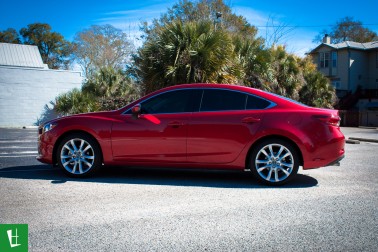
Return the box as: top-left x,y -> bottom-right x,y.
241,117 -> 261,124
168,121 -> 184,128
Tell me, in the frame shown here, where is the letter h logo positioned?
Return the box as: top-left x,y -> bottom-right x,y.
7,228 -> 21,248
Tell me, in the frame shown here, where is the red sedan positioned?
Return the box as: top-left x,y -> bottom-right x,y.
37,84 -> 345,185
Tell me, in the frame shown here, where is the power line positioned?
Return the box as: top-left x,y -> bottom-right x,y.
254,24 -> 378,28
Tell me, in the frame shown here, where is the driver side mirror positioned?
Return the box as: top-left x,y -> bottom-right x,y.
131,104 -> 141,119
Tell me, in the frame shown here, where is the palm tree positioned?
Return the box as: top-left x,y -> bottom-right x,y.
54,88 -> 99,115
298,57 -> 337,108
55,67 -> 140,115
233,35 -> 270,89
135,20 -> 239,93
264,46 -> 302,100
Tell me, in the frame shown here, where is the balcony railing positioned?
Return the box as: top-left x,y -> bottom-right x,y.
360,89 -> 378,99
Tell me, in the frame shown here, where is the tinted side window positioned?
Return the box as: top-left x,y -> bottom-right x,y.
141,89 -> 200,114
246,95 -> 271,109
200,89 -> 247,111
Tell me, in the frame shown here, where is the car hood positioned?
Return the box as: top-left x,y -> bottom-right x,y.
41,111 -> 118,125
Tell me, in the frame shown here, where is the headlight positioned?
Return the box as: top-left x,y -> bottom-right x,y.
42,123 -> 57,134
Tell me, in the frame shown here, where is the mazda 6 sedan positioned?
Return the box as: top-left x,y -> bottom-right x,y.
37,84 -> 345,185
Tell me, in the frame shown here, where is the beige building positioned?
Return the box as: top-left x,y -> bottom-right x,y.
309,35 -> 378,126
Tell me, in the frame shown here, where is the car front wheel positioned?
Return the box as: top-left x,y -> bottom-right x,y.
250,139 -> 299,185
57,133 -> 102,178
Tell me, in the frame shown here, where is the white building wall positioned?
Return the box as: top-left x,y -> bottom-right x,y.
0,66 -> 83,127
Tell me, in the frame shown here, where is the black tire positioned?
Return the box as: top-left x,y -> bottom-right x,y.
250,139 -> 299,186
56,133 -> 102,178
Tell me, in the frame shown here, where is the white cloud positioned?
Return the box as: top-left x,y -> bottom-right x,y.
232,6 -> 271,27
285,32 -> 318,57
93,3 -> 318,56
94,2 -> 174,47
232,6 -> 317,57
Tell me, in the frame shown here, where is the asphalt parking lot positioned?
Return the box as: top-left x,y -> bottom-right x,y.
0,127 -> 377,251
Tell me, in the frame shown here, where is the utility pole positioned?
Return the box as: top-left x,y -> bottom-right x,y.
215,12 -> 222,29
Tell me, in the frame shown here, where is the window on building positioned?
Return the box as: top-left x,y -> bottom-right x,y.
332,51 -> 337,68
331,81 -> 340,89
319,52 -> 330,68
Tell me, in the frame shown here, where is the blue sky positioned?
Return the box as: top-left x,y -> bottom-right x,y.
1,0 -> 377,56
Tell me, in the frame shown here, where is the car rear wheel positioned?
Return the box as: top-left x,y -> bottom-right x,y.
250,139 -> 299,185
57,133 -> 102,178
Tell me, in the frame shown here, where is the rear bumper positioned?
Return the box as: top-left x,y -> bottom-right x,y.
325,154 -> 345,167
302,133 -> 345,169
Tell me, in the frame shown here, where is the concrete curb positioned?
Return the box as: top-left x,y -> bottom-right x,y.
22,126 -> 38,129
346,139 -> 360,144
357,126 -> 378,130
349,137 -> 378,143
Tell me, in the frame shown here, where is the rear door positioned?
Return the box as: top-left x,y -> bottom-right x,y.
187,89 -> 270,164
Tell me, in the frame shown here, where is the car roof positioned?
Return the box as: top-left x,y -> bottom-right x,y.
119,83 -> 306,112
154,83 -> 304,109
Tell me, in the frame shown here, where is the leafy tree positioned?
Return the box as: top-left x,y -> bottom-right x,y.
72,24 -> 133,78
98,97 -> 135,111
233,41 -> 336,106
141,0 -> 261,49
247,48 -> 336,106
132,0 -> 337,109
233,36 -> 271,89
134,0 -> 263,94
82,67 -> 139,100
0,28 -> 21,43
20,23 -> 72,69
55,67 -> 140,115
263,15 -> 296,48
265,46 -> 302,100
157,0 -> 259,38
54,88 -> 98,115
298,57 -> 337,108
314,16 -> 378,43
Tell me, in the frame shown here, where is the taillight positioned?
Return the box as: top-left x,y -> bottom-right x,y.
313,114 -> 340,126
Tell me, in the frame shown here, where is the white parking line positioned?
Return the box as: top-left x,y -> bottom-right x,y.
0,155 -> 37,158
0,168 -> 58,172
0,140 -> 37,143
0,151 -> 38,154
0,140 -> 38,157
0,146 -> 37,149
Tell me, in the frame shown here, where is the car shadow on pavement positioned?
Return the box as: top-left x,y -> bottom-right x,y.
0,165 -> 318,189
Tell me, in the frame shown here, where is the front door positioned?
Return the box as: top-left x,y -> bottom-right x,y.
111,113 -> 189,163
111,89 -> 200,163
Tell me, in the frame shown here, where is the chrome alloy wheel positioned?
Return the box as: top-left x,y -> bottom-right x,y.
255,143 -> 294,183
60,138 -> 95,175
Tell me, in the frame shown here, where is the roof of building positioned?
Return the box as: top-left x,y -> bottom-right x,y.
0,42 -> 47,68
309,40 -> 378,54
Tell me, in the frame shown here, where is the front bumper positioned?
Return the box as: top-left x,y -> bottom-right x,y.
36,132 -> 56,165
